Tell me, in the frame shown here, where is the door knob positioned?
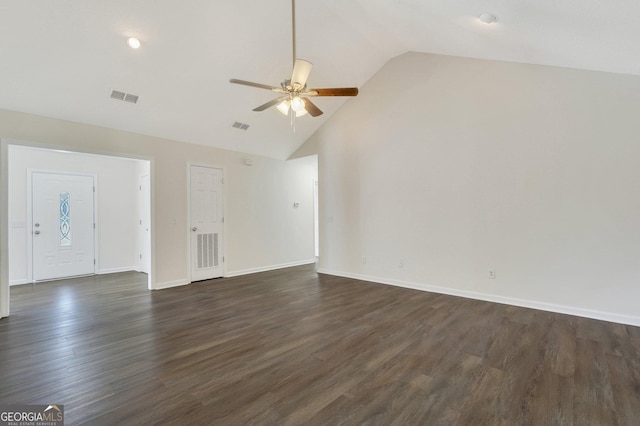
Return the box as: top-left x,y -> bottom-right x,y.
192,227 -> 197,232
34,230 -> 41,235
35,223 -> 40,227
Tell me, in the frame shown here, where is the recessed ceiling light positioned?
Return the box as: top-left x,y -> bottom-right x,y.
479,13 -> 497,24
126,37 -> 142,49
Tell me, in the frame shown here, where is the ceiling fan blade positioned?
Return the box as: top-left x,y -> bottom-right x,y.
290,59 -> 313,89
253,96 -> 288,112
307,87 -> 359,97
230,79 -> 281,91
302,98 -> 323,117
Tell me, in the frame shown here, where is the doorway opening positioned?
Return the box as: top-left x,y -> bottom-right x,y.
8,144 -> 151,292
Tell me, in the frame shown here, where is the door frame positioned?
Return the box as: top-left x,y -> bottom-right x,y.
138,173 -> 151,274
1,139 -> 8,318
27,169 -> 99,282
187,162 -> 227,282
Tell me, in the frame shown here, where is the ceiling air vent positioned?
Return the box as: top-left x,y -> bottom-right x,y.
109,89 -> 139,104
124,93 -> 139,103
110,90 -> 126,101
232,122 -> 250,131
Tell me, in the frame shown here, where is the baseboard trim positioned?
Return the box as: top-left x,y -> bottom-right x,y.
317,268 -> 640,327
226,259 -> 316,278
11,268 -> 138,285
98,266 -> 138,275
152,279 -> 190,290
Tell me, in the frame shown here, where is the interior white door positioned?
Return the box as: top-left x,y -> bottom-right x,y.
32,172 -> 95,281
138,174 -> 151,274
190,166 -> 224,281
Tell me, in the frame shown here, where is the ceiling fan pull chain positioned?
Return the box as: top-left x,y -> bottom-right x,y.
291,107 -> 296,132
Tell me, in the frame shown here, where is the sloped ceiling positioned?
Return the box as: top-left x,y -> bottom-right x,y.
1,0 -> 639,159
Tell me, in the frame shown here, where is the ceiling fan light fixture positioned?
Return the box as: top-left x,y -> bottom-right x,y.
276,99 -> 308,117
290,96 -> 305,112
276,100 -> 290,115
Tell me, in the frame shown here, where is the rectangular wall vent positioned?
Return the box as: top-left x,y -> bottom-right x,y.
232,121 -> 250,131
109,89 -> 139,104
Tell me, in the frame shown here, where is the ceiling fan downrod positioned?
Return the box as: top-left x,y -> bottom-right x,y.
292,0 -> 297,68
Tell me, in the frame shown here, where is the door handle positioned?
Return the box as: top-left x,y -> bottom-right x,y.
34,230 -> 41,235
192,227 -> 198,232
35,223 -> 40,227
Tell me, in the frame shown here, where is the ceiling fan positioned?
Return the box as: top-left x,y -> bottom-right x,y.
229,0 -> 358,118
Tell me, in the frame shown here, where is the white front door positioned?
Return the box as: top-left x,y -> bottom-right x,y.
190,165 -> 224,281
32,172 -> 96,281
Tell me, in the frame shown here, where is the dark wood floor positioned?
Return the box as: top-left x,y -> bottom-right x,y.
1,265 -> 639,425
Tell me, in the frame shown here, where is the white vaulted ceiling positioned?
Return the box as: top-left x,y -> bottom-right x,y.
1,0 -> 639,159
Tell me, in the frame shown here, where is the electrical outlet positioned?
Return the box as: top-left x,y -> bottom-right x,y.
488,269 -> 496,279
361,256 -> 367,264
399,260 -> 404,268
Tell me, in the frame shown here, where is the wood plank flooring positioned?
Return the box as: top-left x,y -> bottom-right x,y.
1,264 -> 639,425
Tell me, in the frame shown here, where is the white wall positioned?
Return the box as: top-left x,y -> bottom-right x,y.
0,108 -> 316,317
8,146 -> 142,284
293,52 -> 640,326
225,154 -> 317,276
